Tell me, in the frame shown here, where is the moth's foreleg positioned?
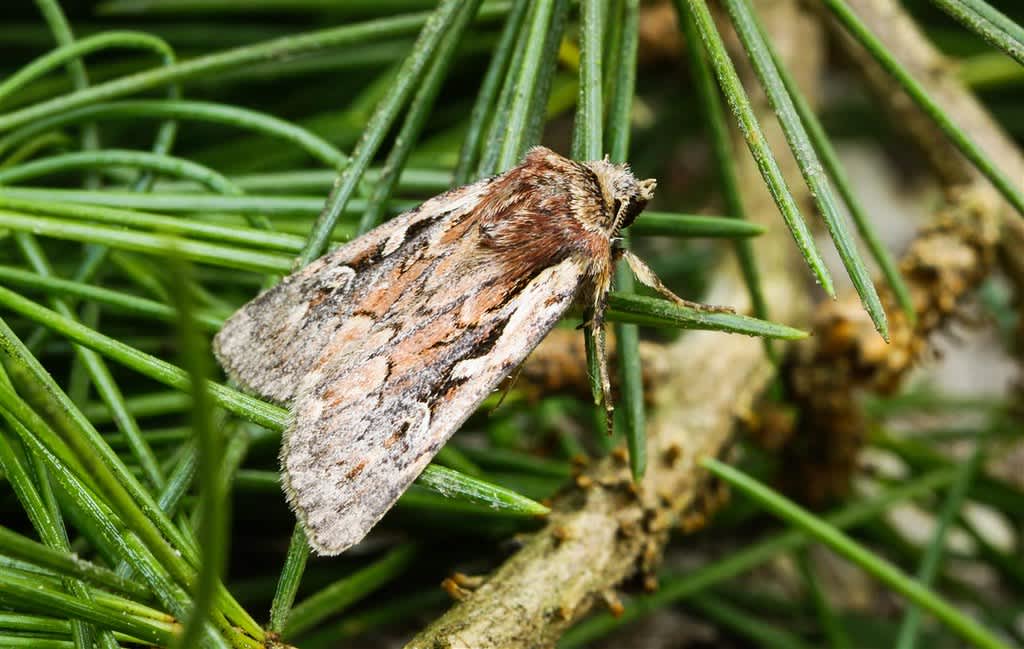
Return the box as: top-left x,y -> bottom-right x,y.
621,250 -> 734,314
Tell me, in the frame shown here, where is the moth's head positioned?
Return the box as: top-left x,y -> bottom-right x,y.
584,158 -> 657,235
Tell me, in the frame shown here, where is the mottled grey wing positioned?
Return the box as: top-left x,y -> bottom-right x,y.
282,256 -> 586,555
212,178 -> 495,405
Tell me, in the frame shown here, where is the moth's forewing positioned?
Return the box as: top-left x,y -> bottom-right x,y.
213,178 -> 496,405
283,257 -> 585,554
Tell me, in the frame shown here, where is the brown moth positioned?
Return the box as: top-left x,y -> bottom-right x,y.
214,146 -> 700,555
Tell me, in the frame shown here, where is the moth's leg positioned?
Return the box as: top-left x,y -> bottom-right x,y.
591,294 -> 615,435
489,363 -> 525,414
621,250 -> 734,314
589,305 -> 610,431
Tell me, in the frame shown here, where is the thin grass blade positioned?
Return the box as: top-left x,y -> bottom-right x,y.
606,293 -> 806,339
680,0 -> 835,296
299,0 -> 465,264
929,0 -> 1024,67
823,0 -> 1024,217
724,0 -> 887,338
704,458 -> 1013,649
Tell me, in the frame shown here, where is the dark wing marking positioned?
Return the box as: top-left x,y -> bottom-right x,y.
281,256 -> 586,555
212,177 -> 494,404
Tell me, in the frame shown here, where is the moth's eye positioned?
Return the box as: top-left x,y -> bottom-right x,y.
612,198 -> 623,216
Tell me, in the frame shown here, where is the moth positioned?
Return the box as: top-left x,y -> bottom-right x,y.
214,146 -> 707,555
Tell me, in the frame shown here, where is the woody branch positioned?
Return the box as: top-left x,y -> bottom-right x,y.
404,2 -> 820,647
